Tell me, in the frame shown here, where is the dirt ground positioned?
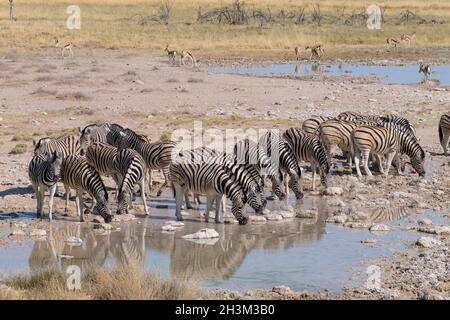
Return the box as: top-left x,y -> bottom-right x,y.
0,49 -> 449,299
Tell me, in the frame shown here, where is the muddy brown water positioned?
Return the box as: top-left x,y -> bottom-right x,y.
0,191 -> 446,294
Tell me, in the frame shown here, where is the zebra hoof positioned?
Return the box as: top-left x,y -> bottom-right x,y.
176,216 -> 184,222
104,215 -> 112,223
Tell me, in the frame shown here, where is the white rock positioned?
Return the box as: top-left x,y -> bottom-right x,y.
370,224 -> 391,232
165,221 -> 184,228
266,213 -> 283,221
9,230 -> 26,236
417,218 -> 433,226
280,203 -> 294,212
262,208 -> 271,215
416,236 -> 443,248
278,210 -> 295,219
272,285 -> 294,295
249,215 -> 266,223
297,210 -> 316,218
29,229 -> 47,237
344,222 -> 370,229
333,214 -> 347,224
65,237 -> 83,245
161,225 -> 177,232
324,187 -> 344,196
419,226 -> 450,235
182,228 -> 219,239
180,210 -> 190,216
184,238 -> 219,246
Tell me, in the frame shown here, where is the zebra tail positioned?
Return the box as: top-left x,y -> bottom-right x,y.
439,124 -> 443,144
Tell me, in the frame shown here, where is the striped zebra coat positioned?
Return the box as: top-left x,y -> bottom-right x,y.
84,142 -> 149,214
259,131 -> 303,199
233,138 -> 285,200
170,161 -> 249,224
28,152 -> 62,220
351,125 -> 425,177
34,135 -> 80,158
79,123 -> 124,155
177,148 -> 266,215
438,113 -> 450,156
283,127 -> 330,190
61,155 -> 112,222
301,116 -> 333,135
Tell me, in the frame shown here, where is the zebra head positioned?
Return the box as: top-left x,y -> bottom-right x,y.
411,147 -> 426,177
270,175 -> 286,200
231,194 -> 249,225
245,184 -> 265,214
33,137 -> 52,156
287,168 -> 304,199
96,200 -> 112,223
47,151 -> 63,182
117,190 -> 132,215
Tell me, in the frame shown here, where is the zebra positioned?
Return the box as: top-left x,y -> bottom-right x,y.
114,129 -> 175,196
115,148 -> 148,215
301,116 -> 333,135
169,161 -> 249,225
439,113 -> 450,156
283,127 -> 330,190
28,152 -> 62,220
259,131 -> 303,199
233,138 -> 286,200
84,142 -> 148,215
61,155 -> 112,222
33,134 -> 80,158
351,125 -> 425,177
177,148 -> 266,215
379,114 -> 416,138
79,123 -> 125,154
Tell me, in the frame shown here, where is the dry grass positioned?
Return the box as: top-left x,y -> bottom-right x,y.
9,143 -> 28,155
0,0 -> 449,58
4,263 -> 204,300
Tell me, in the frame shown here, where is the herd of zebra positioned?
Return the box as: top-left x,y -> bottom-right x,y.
28,111 -> 450,225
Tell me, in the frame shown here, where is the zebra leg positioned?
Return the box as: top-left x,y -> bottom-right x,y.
283,172 -> 290,199
184,191 -> 194,210
75,189 -> 84,222
361,150 -> 372,177
37,186 -> 44,219
48,184 -> 57,221
215,195 -> 223,224
442,131 -> 449,156
375,154 -> 384,174
311,164 -> 317,191
384,152 -> 396,177
156,168 -> 170,197
174,183 -> 185,221
147,168 -> 152,194
353,149 -> 362,177
140,179 -> 149,215
64,184 -> 70,213
194,193 -> 202,205
222,196 -> 227,215
205,194 -> 214,223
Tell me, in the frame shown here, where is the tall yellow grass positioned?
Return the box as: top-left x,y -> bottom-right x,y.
1,0 -> 449,57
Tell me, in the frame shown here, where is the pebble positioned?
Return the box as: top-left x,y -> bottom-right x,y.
65,237 -> 83,245
416,236 -> 443,248
161,225 -> 177,232
9,230 -> 26,236
418,226 -> 450,235
278,210 -> 295,219
182,228 -> 219,239
361,239 -> 378,244
29,229 -> 47,237
369,224 -> 391,232
272,285 -> 294,295
417,218 -> 433,226
323,187 -> 344,196
297,210 -> 316,218
249,215 -> 267,223
165,221 -> 185,228
333,215 -> 347,224
265,213 -> 283,221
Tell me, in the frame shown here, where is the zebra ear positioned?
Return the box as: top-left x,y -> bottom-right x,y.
33,139 -> 37,146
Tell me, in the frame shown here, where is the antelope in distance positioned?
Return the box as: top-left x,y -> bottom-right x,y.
294,46 -> 300,61
54,38 -> 74,58
386,37 -> 400,49
180,49 -> 197,67
419,62 -> 432,81
165,45 -> 177,64
305,44 -> 324,61
400,33 -> 415,46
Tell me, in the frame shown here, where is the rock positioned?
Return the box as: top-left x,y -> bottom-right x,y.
265,213 -> 283,221
113,213 -> 136,222
419,226 -> 450,235
272,285 -> 294,296
12,222 -> 28,229
333,214 -> 348,223
182,228 -> 219,239
180,210 -> 190,216
9,230 -> 26,236
369,224 -> 391,232
344,222 -> 370,229
361,239 -> 378,244
161,225 -> 177,232
323,187 -> 344,196
416,236 -> 443,248
249,215 -> 266,223
65,237 -> 83,245
93,216 -> 105,224
278,210 -> 295,219
184,238 -> 219,246
280,203 -> 294,212
262,208 -> 271,215
165,221 -> 184,228
417,218 -> 433,226
29,229 -> 47,237
297,209 -> 316,218
328,199 -> 346,207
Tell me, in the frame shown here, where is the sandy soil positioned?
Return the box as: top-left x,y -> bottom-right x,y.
0,49 -> 449,299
